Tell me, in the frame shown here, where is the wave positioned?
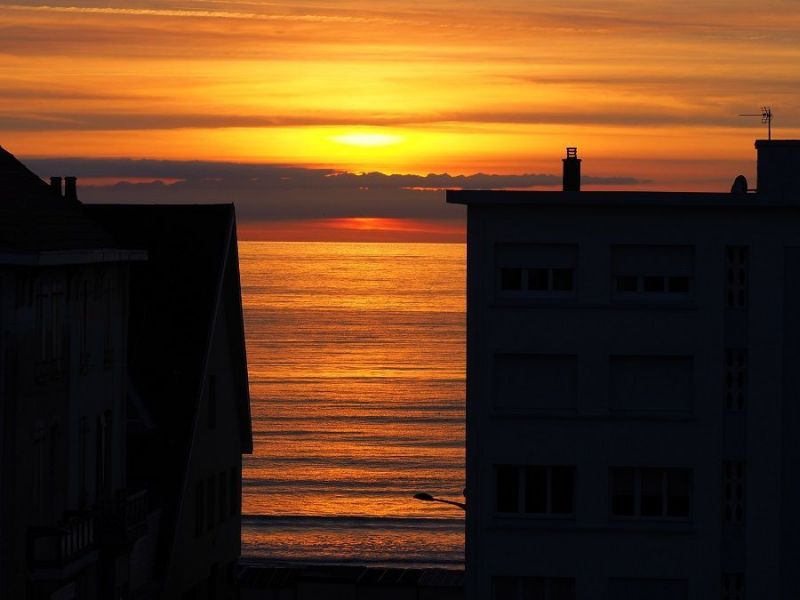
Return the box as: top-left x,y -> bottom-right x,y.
242,514 -> 464,529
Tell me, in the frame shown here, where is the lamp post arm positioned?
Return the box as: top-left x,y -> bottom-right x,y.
429,497 -> 466,511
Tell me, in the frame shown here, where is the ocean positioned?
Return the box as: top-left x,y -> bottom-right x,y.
238,241 -> 465,568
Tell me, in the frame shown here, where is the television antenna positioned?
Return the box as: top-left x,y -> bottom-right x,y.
739,106 -> 772,140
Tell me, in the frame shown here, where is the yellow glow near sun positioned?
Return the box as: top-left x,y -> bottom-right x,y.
331,132 -> 405,148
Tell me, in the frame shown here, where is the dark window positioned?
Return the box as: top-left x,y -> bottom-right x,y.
207,475 -> 216,531
501,268 -> 523,291
497,465 -> 574,516
496,465 -> 519,513
208,375 -> 217,430
726,246 -> 748,308
616,276 -> 638,292
724,461 -> 745,524
524,467 -> 547,513
500,266 -> 575,295
643,276 -> 665,292
551,269 -> 573,292
79,280 -> 90,369
550,467 -> 575,514
725,350 -> 747,411
79,417 -> 88,508
96,411 -> 112,495
611,468 -> 635,516
195,481 -> 205,537
640,469 -> 663,516
666,470 -> 691,517
528,268 -> 549,291
668,276 -> 689,293
611,468 -> 690,519
615,275 -> 692,299
722,573 -> 745,600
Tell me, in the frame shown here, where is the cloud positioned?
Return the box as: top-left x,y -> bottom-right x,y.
21,157 -> 646,223
3,3 -> 392,24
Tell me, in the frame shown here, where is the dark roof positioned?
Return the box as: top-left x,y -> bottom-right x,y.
86,203 -> 252,569
0,145 -> 116,251
446,190 -> 776,207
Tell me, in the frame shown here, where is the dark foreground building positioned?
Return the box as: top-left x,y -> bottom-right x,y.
0,146 -> 252,599
449,140 -> 800,599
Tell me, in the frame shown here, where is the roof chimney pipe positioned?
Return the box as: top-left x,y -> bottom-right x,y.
562,147 -> 581,192
64,176 -> 78,202
50,176 -> 63,197
755,140 -> 800,201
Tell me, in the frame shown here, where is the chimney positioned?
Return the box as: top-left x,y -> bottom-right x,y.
755,140 -> 800,200
50,176 -> 63,197
64,176 -> 78,202
562,147 -> 581,192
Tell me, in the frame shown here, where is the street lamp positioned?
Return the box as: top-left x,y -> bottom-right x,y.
413,492 -> 466,511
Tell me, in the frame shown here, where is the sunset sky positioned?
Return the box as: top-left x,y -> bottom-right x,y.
2,0 -> 800,241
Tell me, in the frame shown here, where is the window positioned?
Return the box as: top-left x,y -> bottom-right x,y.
496,244 -> 577,297
195,481 -> 205,537
722,573 -> 745,600
493,354 -> 577,411
208,375 -> 217,430
496,465 -> 574,516
79,417 -> 88,508
612,245 -> 694,301
501,268 -> 523,291
614,275 -> 691,296
79,279 -> 90,371
207,475 -> 216,531
608,578 -> 688,600
492,576 -> 575,600
101,274 -> 115,367
723,461 -> 745,524
33,425 -> 45,519
610,356 -> 693,413
725,246 -> 748,308
610,468 -> 690,519
724,350 -> 746,411
34,279 -> 64,377
96,411 -> 112,495
500,268 -> 575,294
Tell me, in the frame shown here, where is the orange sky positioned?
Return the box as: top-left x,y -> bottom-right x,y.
2,1 -> 800,240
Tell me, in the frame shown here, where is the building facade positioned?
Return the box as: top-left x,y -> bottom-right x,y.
0,146 -> 252,599
448,141 -> 800,599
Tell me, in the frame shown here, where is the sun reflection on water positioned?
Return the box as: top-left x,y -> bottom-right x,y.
239,241 -> 465,567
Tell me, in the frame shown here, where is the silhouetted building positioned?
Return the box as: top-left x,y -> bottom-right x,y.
88,203 -> 252,599
0,146 -> 252,599
448,141 -> 800,599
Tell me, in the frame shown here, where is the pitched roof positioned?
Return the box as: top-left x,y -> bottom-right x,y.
0,145 -> 116,252
86,203 -> 252,570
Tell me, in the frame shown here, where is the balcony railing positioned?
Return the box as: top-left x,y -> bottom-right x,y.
95,488 -> 148,545
27,512 -> 94,569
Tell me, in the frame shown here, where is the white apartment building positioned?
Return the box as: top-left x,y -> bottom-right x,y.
447,140 -> 800,599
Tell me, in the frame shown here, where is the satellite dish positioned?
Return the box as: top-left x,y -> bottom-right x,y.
730,175 -> 748,194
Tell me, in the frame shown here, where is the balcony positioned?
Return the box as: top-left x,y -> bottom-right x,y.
95,488 -> 148,546
27,512 -> 96,580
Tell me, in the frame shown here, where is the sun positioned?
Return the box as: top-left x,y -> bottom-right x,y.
331,132 -> 405,148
